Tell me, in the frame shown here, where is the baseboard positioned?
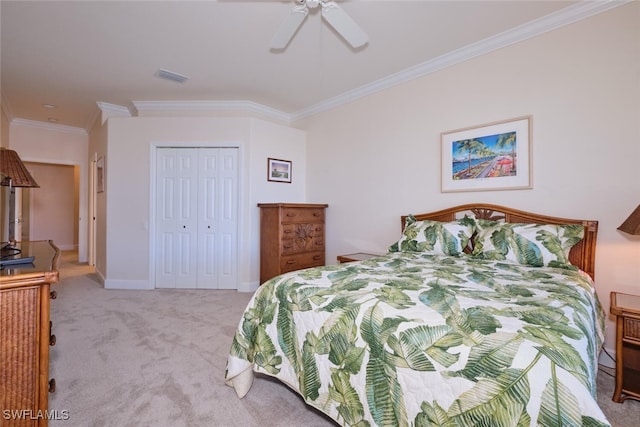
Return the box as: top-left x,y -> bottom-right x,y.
104,278 -> 154,290
238,280 -> 259,293
57,243 -> 76,251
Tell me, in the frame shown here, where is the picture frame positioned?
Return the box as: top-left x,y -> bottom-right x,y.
96,156 -> 105,193
441,116 -> 532,193
267,158 -> 292,183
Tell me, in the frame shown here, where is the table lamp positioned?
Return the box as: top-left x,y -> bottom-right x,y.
0,148 -> 40,242
618,204 -> 640,235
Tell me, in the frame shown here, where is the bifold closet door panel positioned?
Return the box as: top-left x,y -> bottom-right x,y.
155,148 -> 199,289
196,148 -> 238,289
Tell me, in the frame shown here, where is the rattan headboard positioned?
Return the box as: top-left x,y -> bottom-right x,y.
401,203 -> 598,280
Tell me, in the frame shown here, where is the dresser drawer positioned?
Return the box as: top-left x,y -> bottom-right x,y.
282,237 -> 325,255
281,223 -> 324,240
282,207 -> 325,223
280,252 -> 325,273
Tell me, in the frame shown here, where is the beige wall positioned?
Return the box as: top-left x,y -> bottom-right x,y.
299,3 -> 640,355
93,116 -> 306,290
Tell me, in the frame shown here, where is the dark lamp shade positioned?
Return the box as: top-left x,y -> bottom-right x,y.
0,148 -> 39,188
618,204 -> 640,235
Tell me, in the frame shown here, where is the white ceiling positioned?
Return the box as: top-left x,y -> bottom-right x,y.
0,1 -> 623,131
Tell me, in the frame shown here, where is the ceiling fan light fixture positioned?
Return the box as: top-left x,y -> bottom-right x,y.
270,0 -> 368,50
156,68 -> 190,84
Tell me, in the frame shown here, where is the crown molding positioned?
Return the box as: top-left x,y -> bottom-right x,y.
131,100 -> 291,124
96,101 -> 134,117
11,118 -> 88,135
291,0 -> 631,121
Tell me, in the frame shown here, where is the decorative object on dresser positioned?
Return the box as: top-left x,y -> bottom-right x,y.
0,240 -> 60,426
610,292 -> 640,403
258,203 -> 327,283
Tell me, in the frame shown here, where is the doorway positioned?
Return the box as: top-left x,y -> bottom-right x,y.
23,162 -> 78,250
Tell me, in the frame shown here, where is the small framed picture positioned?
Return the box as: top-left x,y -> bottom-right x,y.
267,158 -> 292,183
441,116 -> 532,193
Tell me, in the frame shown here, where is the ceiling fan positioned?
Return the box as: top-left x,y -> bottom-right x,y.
271,0 -> 368,49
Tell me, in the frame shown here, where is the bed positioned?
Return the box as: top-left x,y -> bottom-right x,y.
225,203 -> 609,426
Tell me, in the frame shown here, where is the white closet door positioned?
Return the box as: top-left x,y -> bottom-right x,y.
156,148 -> 199,288
198,148 -> 238,289
156,147 -> 238,289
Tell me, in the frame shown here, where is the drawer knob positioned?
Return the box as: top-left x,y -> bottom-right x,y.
313,212 -> 320,216
286,213 -> 296,217
50,290 -> 57,299
286,260 -> 297,265
313,255 -> 321,260
284,245 -> 292,249
49,378 -> 56,393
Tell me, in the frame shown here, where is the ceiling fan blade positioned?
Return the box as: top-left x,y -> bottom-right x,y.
321,1 -> 368,48
270,5 -> 309,50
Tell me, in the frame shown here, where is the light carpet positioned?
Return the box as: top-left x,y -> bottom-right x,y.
49,251 -> 639,427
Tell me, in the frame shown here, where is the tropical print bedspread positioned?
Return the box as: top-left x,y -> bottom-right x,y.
225,252 -> 609,426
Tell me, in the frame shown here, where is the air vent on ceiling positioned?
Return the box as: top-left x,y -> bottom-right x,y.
156,68 -> 189,84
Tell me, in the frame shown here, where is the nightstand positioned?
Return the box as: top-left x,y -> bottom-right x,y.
337,252 -> 383,263
610,291 -> 640,403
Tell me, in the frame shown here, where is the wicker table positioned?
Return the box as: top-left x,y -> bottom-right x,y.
610,291 -> 640,403
0,240 -> 60,426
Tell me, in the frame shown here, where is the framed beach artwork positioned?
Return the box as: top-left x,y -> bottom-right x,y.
441,116 -> 532,193
267,158 -> 292,183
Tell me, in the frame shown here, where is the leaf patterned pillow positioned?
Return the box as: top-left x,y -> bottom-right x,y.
471,222 -> 585,268
388,216 -> 476,256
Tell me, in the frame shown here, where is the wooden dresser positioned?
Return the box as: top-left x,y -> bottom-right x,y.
258,203 -> 328,283
0,240 -> 60,426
